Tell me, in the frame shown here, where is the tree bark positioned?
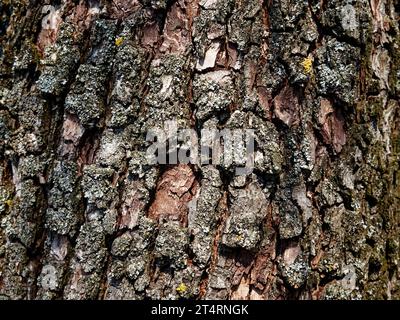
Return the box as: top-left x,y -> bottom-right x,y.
0,0 -> 399,300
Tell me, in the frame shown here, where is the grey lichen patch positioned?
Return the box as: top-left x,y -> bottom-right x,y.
38,264 -> 60,292
0,0 -> 398,301
111,232 -> 132,258
119,178 -> 150,230
249,114 -> 283,175
96,130 -> 127,168
108,259 -> 126,281
269,0 -> 308,31
125,216 -> 157,277
317,252 -> 344,278
164,266 -> 203,299
15,179 -> 40,219
320,0 -> 370,42
269,32 -> 311,85
49,161 -> 79,194
36,23 -> 80,96
315,37 -> 360,104
207,264 -> 232,292
81,165 -> 117,210
0,242 -> 29,299
276,189 -> 303,239
108,100 -> 141,128
315,205 -> 350,278
258,59 -> 287,97
228,0 -> 263,50
64,19 -> 117,127
146,271 -> 175,299
343,209 -> 367,254
299,14 -> 319,43
135,216 -> 158,250
104,278 -> 137,300
141,0 -> 168,10
8,95 -> 49,156
12,40 -> 39,72
129,150 -> 153,179
316,178 -> 343,208
222,181 -> 268,250
1,212 -> 36,248
64,263 -> 103,299
322,205 -> 345,234
86,19 -> 117,67
341,265 -> 357,291
46,161 -> 81,236
193,0 -> 234,58
292,181 -> 313,224
0,82 -> 24,113
102,209 -> 118,235
126,256 -> 146,281
144,54 -> 191,128
135,272 -> 151,293
108,218 -> 155,285
285,126 -> 316,175
280,254 -> 309,289
10,131 -> 45,156
108,43 -> 144,128
18,155 -> 46,180
0,186 -> 11,215
75,220 -> 107,274
64,64 -> 107,127
1,179 -> 43,247
0,110 -> 12,154
193,70 -> 235,122
189,166 -> 222,267
323,275 -> 362,300
154,221 -> 189,269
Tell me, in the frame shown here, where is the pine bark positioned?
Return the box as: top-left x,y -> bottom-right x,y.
0,0 -> 399,300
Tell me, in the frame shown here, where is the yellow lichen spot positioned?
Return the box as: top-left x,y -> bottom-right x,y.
301,56 -> 313,74
176,283 -> 187,294
115,37 -> 124,46
4,199 -> 13,207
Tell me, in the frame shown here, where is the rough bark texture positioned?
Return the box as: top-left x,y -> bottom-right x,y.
0,0 -> 399,300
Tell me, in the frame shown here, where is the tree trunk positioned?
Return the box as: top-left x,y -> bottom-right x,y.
0,0 -> 399,300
